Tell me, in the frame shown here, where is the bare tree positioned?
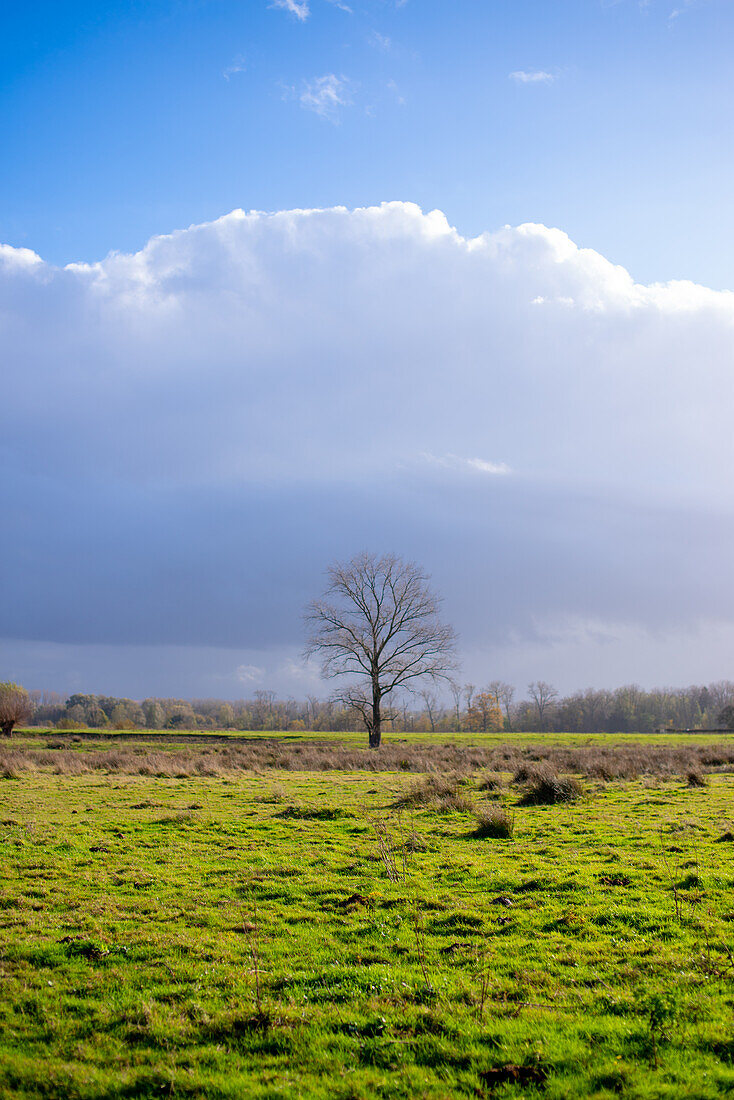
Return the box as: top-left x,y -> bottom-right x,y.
419,688 -> 439,733
253,689 -> 276,729
528,680 -> 559,731
488,680 -> 515,731
464,683 -> 476,713
449,679 -> 462,731
0,682 -> 33,737
305,552 -> 457,748
306,694 -> 320,729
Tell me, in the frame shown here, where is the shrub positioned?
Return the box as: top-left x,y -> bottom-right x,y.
686,770 -> 707,788
518,766 -> 583,806
472,804 -> 515,839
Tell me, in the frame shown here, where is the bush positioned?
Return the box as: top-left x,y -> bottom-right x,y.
517,766 -> 583,806
472,804 -> 515,838
686,770 -> 707,788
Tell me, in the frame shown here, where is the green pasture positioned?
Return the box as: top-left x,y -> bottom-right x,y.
12,726 -> 734,749
1,735 -> 734,1098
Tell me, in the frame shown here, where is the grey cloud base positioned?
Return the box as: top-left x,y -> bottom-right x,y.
2,203 -> 733,695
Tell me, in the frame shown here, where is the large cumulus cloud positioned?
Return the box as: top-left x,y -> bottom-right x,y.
2,202 -> 733,694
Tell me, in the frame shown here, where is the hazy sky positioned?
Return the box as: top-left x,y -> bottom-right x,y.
2,1 -> 733,700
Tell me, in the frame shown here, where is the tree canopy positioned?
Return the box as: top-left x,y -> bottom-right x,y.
305,552 -> 457,748
0,682 -> 33,737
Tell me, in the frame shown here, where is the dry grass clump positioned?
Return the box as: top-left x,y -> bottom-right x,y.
472,804 -> 515,839
0,748 -> 36,779
686,770 -> 708,788
0,755 -> 25,780
516,765 -> 583,806
395,773 -> 473,813
476,771 -> 505,792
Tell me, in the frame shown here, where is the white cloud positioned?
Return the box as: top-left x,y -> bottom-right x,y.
3,202 -> 734,692
299,74 -> 352,120
278,656 -> 322,686
0,243 -> 43,268
12,201 -> 730,507
325,0 -> 353,11
466,458 -> 511,476
369,31 -> 392,51
669,0 -> 700,18
223,55 -> 246,80
509,70 -> 555,84
423,454 -> 511,477
236,664 -> 264,684
385,79 -> 405,105
270,0 -> 309,20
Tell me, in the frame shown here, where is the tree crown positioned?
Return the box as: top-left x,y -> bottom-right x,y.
305,551 -> 457,703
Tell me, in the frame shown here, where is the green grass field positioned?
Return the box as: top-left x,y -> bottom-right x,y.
2,731 -> 734,1098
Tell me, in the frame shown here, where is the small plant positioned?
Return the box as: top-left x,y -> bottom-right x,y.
58,936 -> 109,961
517,766 -> 583,806
635,990 -> 678,1067
472,804 -> 515,839
659,827 -> 689,923
686,770 -> 707,788
372,817 -> 412,882
412,898 -> 436,998
474,941 -> 492,1022
695,908 -> 734,979
244,898 -> 269,1029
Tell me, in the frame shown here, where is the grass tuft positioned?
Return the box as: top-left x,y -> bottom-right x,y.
395,774 -> 473,813
517,765 -> 584,805
471,803 -> 515,839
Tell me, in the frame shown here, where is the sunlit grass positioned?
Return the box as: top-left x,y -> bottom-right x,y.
1,734 -> 734,1097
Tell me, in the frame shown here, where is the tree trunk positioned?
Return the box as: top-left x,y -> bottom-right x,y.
0,721 -> 14,737
369,683 -> 381,749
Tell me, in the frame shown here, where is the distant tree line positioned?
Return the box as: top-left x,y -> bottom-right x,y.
24,680 -> 734,733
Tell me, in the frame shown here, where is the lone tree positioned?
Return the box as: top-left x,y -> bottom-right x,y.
305,552 -> 457,748
0,682 -> 33,737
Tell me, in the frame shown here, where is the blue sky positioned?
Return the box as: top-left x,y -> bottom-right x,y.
3,0 -> 734,285
2,1 -> 734,701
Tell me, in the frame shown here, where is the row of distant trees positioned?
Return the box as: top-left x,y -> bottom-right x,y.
23,680 -> 734,733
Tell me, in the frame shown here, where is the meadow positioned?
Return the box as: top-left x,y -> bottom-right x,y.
1,730 -> 734,1099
